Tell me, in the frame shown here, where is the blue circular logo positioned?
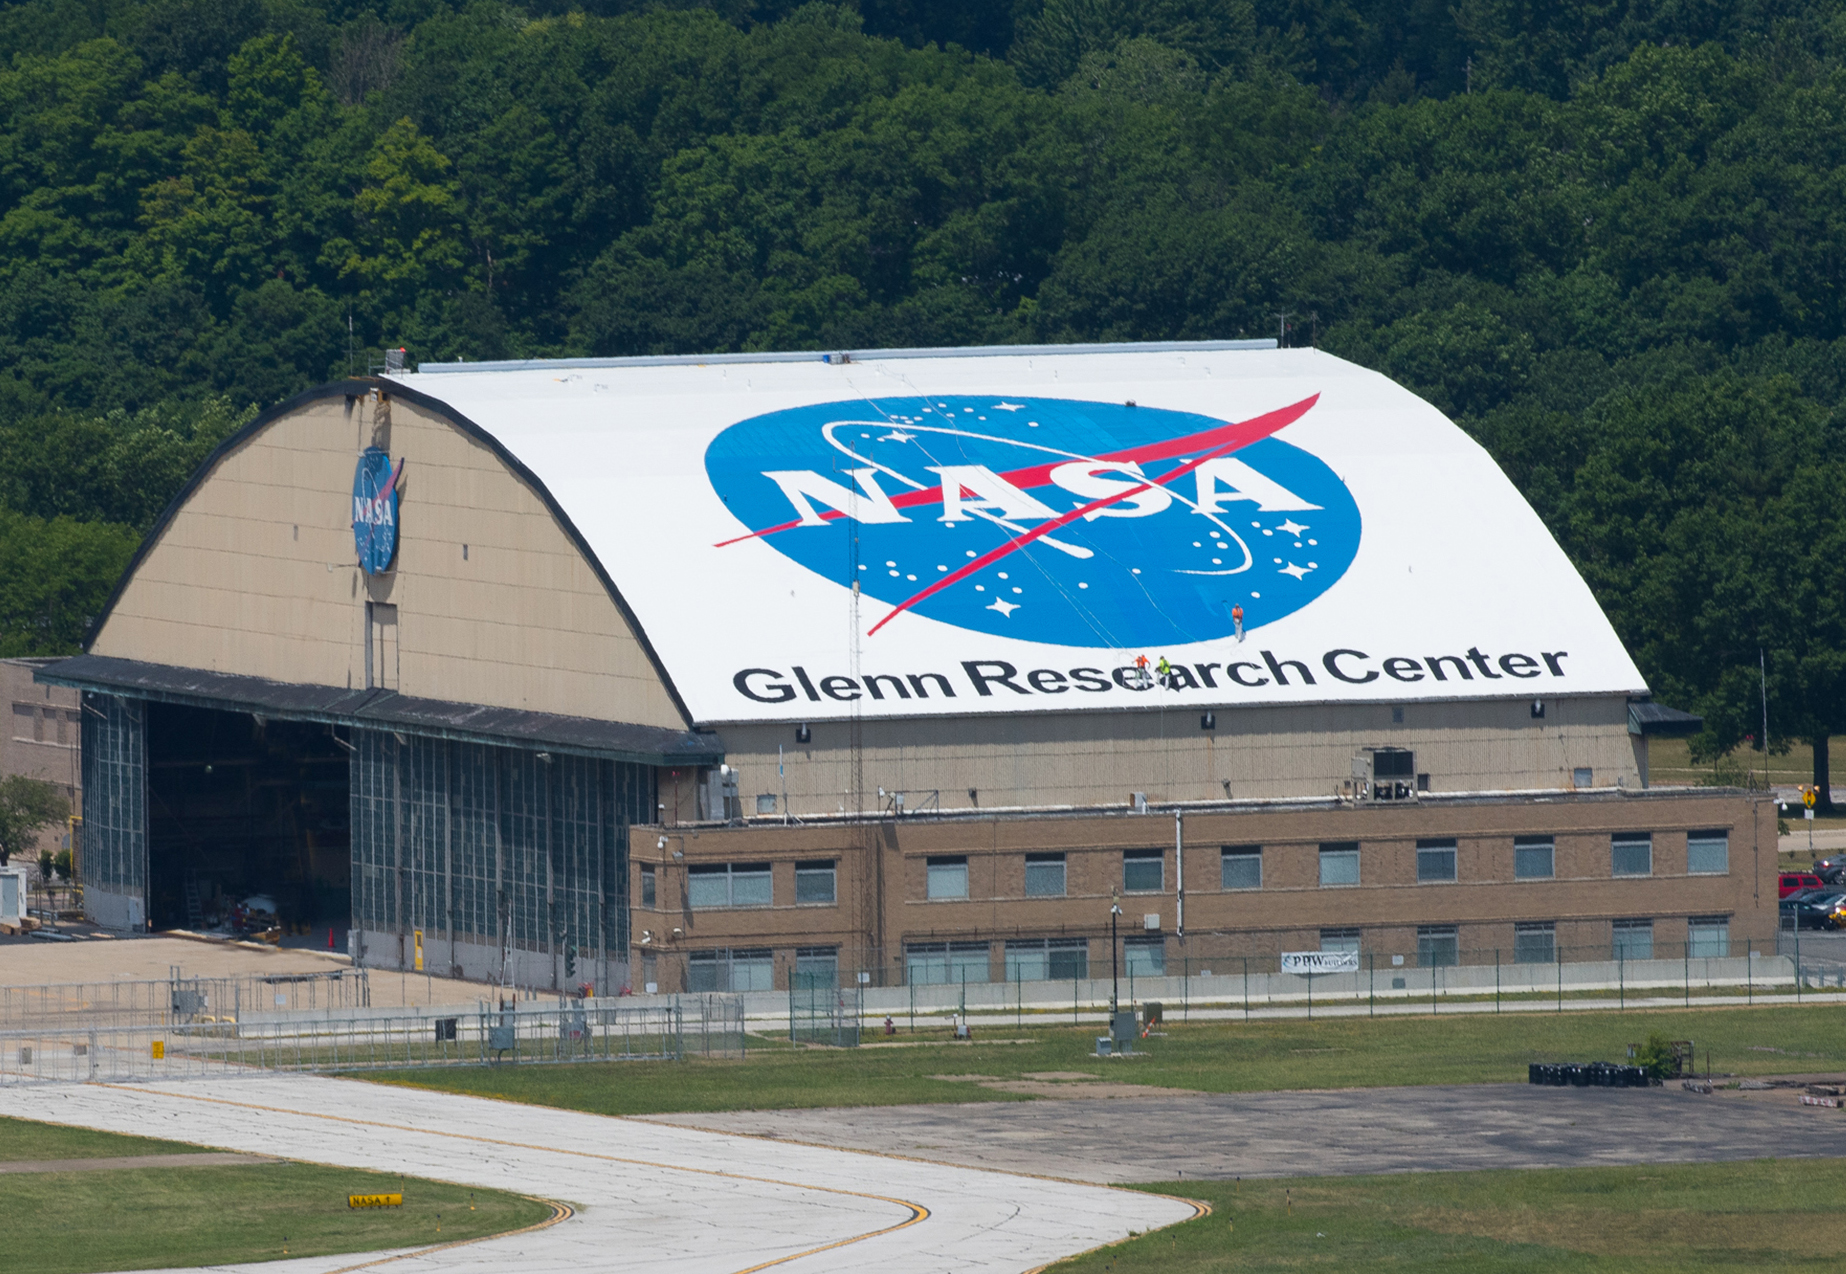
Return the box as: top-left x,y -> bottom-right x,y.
351,447 -> 400,574
706,395 -> 1359,647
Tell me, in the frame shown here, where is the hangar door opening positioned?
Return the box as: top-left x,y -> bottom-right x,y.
145,702 -> 351,941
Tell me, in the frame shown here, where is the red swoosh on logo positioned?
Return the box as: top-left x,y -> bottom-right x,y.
713,395 -> 1320,548
865,394 -> 1320,635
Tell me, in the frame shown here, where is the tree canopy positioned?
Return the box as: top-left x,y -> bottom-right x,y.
2,0 -> 1844,786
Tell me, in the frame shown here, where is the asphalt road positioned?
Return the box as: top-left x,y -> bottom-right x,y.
644,1081 -> 1846,1184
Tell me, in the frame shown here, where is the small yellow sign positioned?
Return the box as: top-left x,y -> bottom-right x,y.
348,1193 -> 403,1209
1805,786 -> 1819,809
413,929 -> 424,973
150,1041 -> 164,1060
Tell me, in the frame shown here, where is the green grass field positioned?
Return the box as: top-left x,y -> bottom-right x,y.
0,1116 -> 552,1274
372,1002 -> 1846,1116
1047,1159 -> 1846,1272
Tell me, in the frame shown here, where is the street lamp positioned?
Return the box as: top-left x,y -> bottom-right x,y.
1110,888 -> 1123,1014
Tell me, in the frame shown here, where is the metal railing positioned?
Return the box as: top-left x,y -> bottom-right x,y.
0,967 -> 372,1032
0,995 -> 745,1086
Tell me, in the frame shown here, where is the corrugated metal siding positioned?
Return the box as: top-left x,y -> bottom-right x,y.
350,729 -> 649,974
79,693 -> 145,897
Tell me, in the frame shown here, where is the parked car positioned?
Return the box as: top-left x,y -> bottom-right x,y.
1780,892 -> 1846,929
1781,872 -> 1825,898
1816,855 -> 1846,874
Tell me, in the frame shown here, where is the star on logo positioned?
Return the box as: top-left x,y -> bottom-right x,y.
992,402 -> 1025,411
1279,562 -> 1313,580
1275,519 -> 1310,537
878,430 -> 915,443
986,597 -> 1020,616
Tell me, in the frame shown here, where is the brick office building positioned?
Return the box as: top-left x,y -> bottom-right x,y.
37,340 -> 1761,992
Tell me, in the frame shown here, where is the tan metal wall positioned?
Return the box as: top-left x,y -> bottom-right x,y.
715,694 -> 1646,816
91,391 -> 685,730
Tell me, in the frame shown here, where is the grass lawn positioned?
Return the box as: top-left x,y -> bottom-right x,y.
370,1002 -> 1846,1116
0,1115 -> 552,1274
1048,1158 -> 1846,1272
1649,734 -> 1843,792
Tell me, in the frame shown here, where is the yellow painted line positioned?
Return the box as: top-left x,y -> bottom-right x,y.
320,1200 -> 575,1273
100,1084 -> 927,1273
1021,1196 -> 1212,1274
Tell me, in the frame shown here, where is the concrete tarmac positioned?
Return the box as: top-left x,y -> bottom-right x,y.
644,1081 -> 1846,1183
0,1075 -> 1196,1274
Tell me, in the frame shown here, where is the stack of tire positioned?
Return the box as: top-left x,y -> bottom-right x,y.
1528,1061 -> 1652,1087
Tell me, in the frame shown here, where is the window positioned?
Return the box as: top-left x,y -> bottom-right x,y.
687,948 -> 774,992
756,793 -> 777,815
795,861 -> 837,905
1688,916 -> 1730,958
1221,847 -> 1262,890
794,946 -> 839,989
1416,839 -> 1457,883
1611,834 -> 1652,877
1573,767 -> 1593,787
1687,831 -> 1729,876
1320,928 -> 1361,955
1024,854 -> 1067,897
639,865 -> 656,909
1124,935 -> 1166,977
1514,922 -> 1556,964
1514,836 -> 1555,880
906,941 -> 989,985
926,856 -> 969,900
1418,925 -> 1459,968
1123,849 -> 1164,893
1004,938 -> 1088,981
1613,919 -> 1653,961
1319,843 -> 1360,887
688,863 -> 773,909
1373,748 -> 1415,778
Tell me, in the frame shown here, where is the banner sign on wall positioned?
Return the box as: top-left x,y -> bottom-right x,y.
404,345 -> 1647,724
1280,950 -> 1362,974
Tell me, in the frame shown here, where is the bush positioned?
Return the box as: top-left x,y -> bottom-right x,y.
1633,1031 -> 1681,1079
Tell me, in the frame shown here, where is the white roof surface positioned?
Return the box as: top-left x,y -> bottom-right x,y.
400,344 -> 1646,725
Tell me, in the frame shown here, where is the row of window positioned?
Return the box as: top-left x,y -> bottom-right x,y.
652,831 -> 1728,912
641,861 -> 838,910
678,916 -> 1733,992
1322,916 -> 1732,964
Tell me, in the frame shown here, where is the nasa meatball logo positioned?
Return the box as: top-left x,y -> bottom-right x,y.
706,394 -> 1360,647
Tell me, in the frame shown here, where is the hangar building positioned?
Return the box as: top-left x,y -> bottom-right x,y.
39,341 -> 1768,992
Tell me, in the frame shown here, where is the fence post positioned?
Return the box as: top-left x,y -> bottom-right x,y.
1684,942 -> 1690,1007
1557,951 -> 1562,1013
1072,974 -> 1077,1027
1618,947 -> 1624,1010
1797,925 -> 1804,1002
1747,938 -> 1753,1004
1306,971 -> 1312,1020
1183,953 -> 1189,1024
1368,951 -> 1374,1018
1243,956 -> 1250,1021
1016,962 -> 1021,1031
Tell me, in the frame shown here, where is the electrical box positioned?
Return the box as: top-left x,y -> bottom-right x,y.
0,866 -> 26,928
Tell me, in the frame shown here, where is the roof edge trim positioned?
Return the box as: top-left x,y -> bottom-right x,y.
405,338 -> 1280,376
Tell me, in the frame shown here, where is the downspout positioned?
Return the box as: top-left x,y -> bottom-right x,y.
1175,810 -> 1185,939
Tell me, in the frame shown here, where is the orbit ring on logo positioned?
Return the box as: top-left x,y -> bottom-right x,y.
706,394 -> 1360,647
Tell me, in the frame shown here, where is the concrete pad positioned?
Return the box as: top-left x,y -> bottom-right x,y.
642,1082 -> 1846,1184
0,935 -> 487,1009
0,1076 -> 1196,1273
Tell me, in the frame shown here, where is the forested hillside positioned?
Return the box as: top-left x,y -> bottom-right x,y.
2,0 -> 1844,777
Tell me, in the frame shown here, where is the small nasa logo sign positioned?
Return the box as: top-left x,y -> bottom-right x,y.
707,394 -> 1360,646
351,447 -> 404,574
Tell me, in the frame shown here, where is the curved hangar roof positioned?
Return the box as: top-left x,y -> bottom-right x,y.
398,342 -> 1647,726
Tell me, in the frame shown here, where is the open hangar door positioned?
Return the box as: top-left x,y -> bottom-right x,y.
145,702 -> 351,943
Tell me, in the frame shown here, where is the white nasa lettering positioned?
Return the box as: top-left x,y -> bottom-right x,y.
928,465 -> 1059,524
1192,457 -> 1322,514
762,469 -> 911,526
1046,460 -> 1172,519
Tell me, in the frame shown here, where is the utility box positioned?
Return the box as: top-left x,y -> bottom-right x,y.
0,865 -> 28,929
1110,1010 -> 1138,1047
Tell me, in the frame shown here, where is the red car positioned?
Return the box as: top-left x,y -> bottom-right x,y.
1781,872 -> 1824,898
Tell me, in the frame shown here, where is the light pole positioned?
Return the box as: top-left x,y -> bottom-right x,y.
1110,888 -> 1123,1015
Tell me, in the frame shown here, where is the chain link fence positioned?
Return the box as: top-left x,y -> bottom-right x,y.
0,967 -> 372,1032
0,994 -> 744,1086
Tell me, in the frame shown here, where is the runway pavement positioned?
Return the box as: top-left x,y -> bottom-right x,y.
0,1075 -> 1197,1274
